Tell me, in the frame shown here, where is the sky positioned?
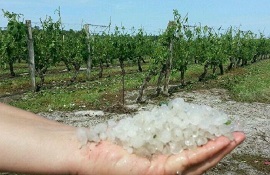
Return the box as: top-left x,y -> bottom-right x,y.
1,0 -> 270,36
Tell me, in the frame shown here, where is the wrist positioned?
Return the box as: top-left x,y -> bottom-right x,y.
63,128 -> 96,175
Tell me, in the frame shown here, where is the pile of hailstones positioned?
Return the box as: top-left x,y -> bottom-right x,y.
77,98 -> 240,157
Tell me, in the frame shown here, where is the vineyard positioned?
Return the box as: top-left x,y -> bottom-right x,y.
1,9 -> 270,112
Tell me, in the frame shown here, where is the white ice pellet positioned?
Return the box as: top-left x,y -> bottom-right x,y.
76,127 -> 88,148
84,98 -> 239,157
159,130 -> 171,144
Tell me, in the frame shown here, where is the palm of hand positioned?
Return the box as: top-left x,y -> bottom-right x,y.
76,132 -> 245,175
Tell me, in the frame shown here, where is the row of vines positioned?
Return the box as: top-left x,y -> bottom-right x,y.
1,9 -> 270,103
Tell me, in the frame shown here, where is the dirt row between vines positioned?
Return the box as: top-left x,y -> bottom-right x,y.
37,88 -> 270,174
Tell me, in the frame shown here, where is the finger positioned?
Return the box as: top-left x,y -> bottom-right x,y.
183,132 -> 246,175
164,132 -> 245,175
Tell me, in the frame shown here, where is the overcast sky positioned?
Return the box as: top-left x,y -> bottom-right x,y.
1,0 -> 270,36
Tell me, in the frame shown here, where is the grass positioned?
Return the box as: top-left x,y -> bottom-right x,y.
178,59 -> 270,104
218,59 -> 270,103
2,63 -> 147,113
1,59 -> 270,112
12,87 -> 104,112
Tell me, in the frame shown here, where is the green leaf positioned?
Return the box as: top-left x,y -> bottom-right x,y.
224,120 -> 232,125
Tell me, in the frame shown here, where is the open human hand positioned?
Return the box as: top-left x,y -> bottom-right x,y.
0,103 -> 245,175
74,132 -> 245,175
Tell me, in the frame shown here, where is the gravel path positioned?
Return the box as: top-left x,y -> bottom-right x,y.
39,88 -> 270,175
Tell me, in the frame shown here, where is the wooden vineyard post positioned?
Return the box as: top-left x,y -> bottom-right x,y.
84,24 -> 92,80
26,20 -> 36,92
163,39 -> 173,96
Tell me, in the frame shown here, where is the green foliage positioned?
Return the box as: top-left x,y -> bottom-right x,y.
111,26 -> 134,63
1,8 -> 270,105
0,10 -> 27,76
91,32 -> 112,67
32,14 -> 63,86
62,29 -> 88,77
